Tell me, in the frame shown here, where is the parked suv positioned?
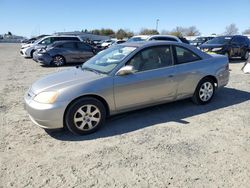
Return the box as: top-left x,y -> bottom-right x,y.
33,41 -> 96,66
190,36 -> 214,47
200,35 -> 249,60
20,35 -> 82,58
126,35 -> 182,43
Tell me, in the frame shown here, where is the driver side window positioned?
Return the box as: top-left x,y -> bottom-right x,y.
40,38 -> 52,45
127,46 -> 173,72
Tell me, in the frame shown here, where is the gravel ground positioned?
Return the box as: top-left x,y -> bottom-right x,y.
0,43 -> 249,188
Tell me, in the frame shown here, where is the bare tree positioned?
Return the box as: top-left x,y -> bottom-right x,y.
185,26 -> 200,36
242,28 -> 250,35
139,28 -> 159,35
224,24 -> 239,35
168,26 -> 186,37
160,30 -> 171,35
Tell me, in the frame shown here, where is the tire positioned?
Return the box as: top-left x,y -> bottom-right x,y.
241,51 -> 249,60
51,55 -> 65,66
30,50 -> 35,58
65,97 -> 106,135
192,78 -> 215,105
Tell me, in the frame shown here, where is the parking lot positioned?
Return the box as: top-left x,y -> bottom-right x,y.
0,43 -> 250,187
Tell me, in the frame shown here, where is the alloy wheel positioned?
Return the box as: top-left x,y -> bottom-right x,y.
199,82 -> 214,102
53,56 -> 64,66
73,104 -> 101,131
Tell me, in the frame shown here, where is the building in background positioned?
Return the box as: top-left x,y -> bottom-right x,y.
55,31 -> 110,41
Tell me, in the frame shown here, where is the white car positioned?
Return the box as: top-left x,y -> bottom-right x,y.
126,35 -> 182,43
20,35 -> 82,58
100,39 -> 117,48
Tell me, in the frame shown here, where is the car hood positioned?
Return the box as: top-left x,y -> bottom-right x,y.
200,44 -> 225,49
31,67 -> 105,94
21,43 -> 32,48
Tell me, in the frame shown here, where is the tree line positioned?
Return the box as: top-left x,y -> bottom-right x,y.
81,24 -> 250,39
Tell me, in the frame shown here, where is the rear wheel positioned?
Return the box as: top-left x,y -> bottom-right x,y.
51,55 -> 65,66
192,78 -> 215,105
65,97 -> 106,135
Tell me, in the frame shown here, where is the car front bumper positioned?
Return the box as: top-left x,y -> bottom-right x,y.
33,52 -> 52,65
20,48 -> 31,57
201,48 -> 227,56
24,90 -> 68,129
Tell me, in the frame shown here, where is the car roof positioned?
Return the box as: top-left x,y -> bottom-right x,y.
120,41 -> 211,59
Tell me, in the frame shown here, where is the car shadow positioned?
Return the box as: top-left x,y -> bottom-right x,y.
46,87 -> 250,141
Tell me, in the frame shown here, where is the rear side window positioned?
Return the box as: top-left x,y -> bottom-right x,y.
231,37 -> 241,44
77,43 -> 92,52
62,42 -> 76,49
174,46 -> 201,64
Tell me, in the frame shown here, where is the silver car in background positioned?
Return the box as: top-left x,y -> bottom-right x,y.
24,41 -> 229,135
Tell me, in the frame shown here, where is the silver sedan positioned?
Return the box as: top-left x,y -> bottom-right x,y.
24,41 -> 229,135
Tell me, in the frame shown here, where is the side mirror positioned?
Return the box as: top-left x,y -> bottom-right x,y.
116,65 -> 134,76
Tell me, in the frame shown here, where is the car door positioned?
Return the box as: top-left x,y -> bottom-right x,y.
230,36 -> 241,57
114,45 -> 177,111
172,45 -> 204,100
61,42 -> 79,62
76,42 -> 94,62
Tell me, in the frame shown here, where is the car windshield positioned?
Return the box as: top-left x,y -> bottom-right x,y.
193,37 -> 207,42
127,37 -> 148,42
205,36 -> 231,45
82,45 -> 137,74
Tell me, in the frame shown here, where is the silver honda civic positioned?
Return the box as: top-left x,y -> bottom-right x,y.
24,41 -> 229,135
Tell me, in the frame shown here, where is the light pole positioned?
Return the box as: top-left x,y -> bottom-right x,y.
156,19 -> 159,31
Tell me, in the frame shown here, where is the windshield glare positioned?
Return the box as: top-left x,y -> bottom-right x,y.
82,46 -> 137,74
206,36 -> 231,45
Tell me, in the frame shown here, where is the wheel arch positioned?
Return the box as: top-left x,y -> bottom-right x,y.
63,94 -> 110,127
199,75 -> 218,88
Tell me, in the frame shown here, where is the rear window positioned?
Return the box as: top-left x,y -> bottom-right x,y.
62,42 -> 76,49
174,46 -> 201,64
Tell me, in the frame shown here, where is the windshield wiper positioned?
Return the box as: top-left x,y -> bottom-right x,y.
82,67 -> 105,75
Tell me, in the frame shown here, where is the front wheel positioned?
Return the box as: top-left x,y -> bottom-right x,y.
192,78 -> 215,105
51,55 -> 65,66
65,97 -> 106,135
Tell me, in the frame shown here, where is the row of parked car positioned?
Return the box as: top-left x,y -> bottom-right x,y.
20,34 -> 250,67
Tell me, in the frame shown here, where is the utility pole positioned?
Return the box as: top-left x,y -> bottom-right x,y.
156,19 -> 159,31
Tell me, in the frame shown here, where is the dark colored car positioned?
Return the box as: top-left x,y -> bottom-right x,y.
178,37 -> 190,44
33,41 -> 96,66
190,37 -> 214,47
200,35 -> 249,60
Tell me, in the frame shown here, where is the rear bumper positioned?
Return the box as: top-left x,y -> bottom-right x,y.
217,69 -> 230,88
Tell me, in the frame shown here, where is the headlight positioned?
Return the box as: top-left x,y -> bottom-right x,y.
33,91 -> 58,104
212,47 -> 222,52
